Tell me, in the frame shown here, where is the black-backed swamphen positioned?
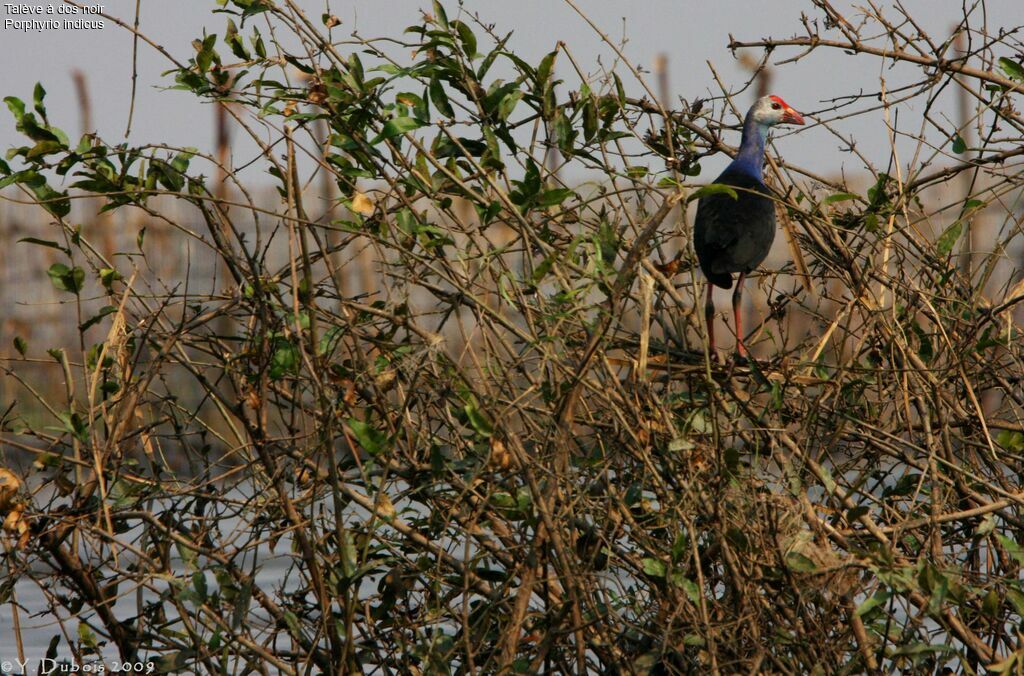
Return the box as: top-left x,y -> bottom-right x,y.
694,95 -> 804,360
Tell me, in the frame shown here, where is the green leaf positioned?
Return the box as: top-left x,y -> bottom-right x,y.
595,219 -> 617,265
688,183 -> 738,203
554,110 -> 574,155
282,611 -> 303,639
224,19 -> 250,60
77,623 -> 97,649
79,305 -> 117,332
497,90 -> 523,121
481,125 -> 504,169
347,418 -> 389,455
58,410 -> 89,443
582,97 -> 598,142
452,20 -> 477,59
373,116 -> 424,144
536,188 -> 573,207
194,33 -> 219,74
17,171 -> 70,217
4,96 -> 26,124
951,134 -> 966,154
671,575 -> 701,603
927,573 -> 948,615
228,579 -> 252,631
997,534 -> 1024,566
998,57 -> 1024,82
785,551 -> 817,573
975,513 -> 998,538
531,252 -> 557,284
13,336 -> 27,356
463,401 -> 493,437
429,75 -> 454,118
339,529 -> 358,578
822,192 -> 859,205
996,430 -> 1024,452
641,558 -> 666,578
47,263 -> 85,294
33,83 -> 47,117
1006,587 -> 1024,617
18,237 -> 70,255
936,221 -> 962,255
431,0 -> 449,29
268,341 -> 299,379
251,26 -> 266,58
152,652 -> 191,674
982,588 -> 1000,617
855,589 -> 890,617
0,170 -> 31,191
26,140 -> 63,160
100,268 -> 123,290
613,72 -> 626,106
317,326 -> 344,357
536,51 -> 557,92
192,571 -> 208,603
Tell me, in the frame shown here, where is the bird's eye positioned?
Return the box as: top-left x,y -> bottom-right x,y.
771,102 -> 781,110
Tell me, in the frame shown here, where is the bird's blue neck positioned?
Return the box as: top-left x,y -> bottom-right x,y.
729,113 -> 769,181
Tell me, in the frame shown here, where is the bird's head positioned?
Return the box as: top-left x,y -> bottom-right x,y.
749,95 -> 805,127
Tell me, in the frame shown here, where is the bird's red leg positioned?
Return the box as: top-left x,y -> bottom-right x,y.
704,283 -> 717,361
733,272 -> 748,359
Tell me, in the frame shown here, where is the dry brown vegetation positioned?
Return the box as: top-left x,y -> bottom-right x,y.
2,0 -> 1024,673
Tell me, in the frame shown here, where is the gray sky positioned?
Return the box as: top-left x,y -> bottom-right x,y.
2,1 -> 1019,184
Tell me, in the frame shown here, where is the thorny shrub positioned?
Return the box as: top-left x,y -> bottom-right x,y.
2,0 -> 1024,673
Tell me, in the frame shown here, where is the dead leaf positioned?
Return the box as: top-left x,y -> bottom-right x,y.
489,438 -> 513,470
374,369 -> 397,392
0,468 -> 21,511
653,252 -> 684,277
307,80 -> 328,105
1002,276 -> 1024,313
376,492 -> 396,520
4,506 -> 30,550
351,192 -> 375,216
244,386 -> 262,411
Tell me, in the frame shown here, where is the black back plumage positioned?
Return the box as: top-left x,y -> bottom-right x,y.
693,167 -> 776,289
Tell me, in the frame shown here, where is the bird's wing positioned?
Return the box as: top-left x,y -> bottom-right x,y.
695,192 -> 742,254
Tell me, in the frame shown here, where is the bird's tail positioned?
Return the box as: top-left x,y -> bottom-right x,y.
707,272 -> 733,289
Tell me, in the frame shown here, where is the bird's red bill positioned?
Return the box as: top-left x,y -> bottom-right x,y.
782,108 -> 805,125
769,95 -> 805,125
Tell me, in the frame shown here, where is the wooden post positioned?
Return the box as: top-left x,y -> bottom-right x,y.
954,29 -> 976,279
654,53 -> 670,109
214,102 -> 235,339
73,70 -> 116,263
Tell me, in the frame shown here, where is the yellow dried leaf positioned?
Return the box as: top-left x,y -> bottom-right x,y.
307,80 -> 328,105
244,386 -> 262,411
3,503 -> 30,550
376,492 -> 396,520
351,192 -> 375,216
283,100 -> 298,117
374,369 -> 397,392
1003,277 -> 1024,312
0,468 -> 21,511
4,506 -> 25,532
489,438 -> 513,470
324,14 -> 341,28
